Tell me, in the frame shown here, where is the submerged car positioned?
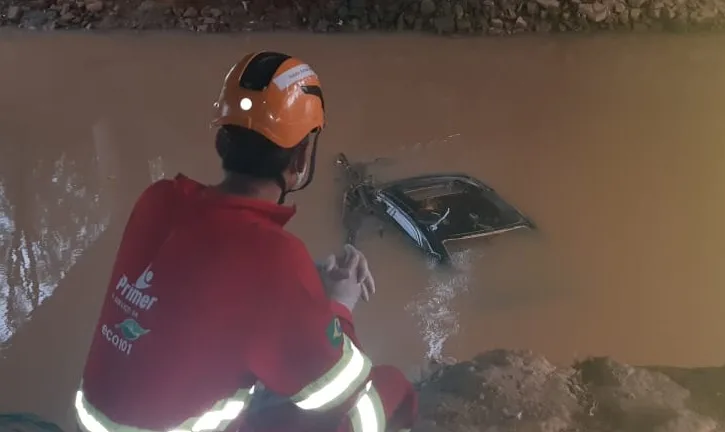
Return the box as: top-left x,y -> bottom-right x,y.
337,153 -> 535,264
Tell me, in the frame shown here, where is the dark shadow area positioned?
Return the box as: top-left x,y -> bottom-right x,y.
0,413 -> 65,432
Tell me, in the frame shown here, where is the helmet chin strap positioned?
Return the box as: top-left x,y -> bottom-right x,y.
276,135 -> 319,205
294,164 -> 309,189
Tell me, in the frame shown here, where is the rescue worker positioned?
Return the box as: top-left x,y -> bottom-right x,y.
74,51 -> 418,432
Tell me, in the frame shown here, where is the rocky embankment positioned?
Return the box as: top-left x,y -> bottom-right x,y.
1,0 -> 725,35
411,349 -> 725,432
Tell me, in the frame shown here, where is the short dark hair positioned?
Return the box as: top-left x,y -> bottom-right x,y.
215,125 -> 308,179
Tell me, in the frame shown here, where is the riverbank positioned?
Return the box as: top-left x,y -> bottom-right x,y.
1,0 -> 724,36
413,350 -> 725,432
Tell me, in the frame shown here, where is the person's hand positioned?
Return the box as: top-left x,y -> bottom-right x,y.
316,244 -> 376,310
317,249 -> 361,312
341,244 -> 375,302
323,244 -> 376,302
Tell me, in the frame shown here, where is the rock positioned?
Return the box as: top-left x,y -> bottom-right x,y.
21,10 -> 48,28
396,12 -> 406,29
420,0 -> 437,15
665,11 -> 689,30
0,0 -> 724,35
579,2 -> 609,21
137,0 -> 162,12
536,0 -> 561,9
535,20 -> 553,30
96,14 -> 118,29
85,1 -> 104,13
314,18 -> 330,31
627,0 -> 648,8
690,5 -> 719,24
417,350 -> 582,431
455,16 -> 472,31
619,10 -> 630,23
453,3 -> 465,19
183,7 -> 198,18
433,14 -> 455,32
6,5 -> 21,22
415,350 -> 725,432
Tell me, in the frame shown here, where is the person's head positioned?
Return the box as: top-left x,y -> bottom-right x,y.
211,51 -> 325,204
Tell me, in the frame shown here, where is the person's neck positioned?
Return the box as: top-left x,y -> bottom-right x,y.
214,174 -> 284,204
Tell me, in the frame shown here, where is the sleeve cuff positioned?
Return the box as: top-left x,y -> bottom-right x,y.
330,301 -> 354,325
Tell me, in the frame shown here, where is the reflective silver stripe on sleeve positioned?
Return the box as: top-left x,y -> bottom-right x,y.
292,334 -> 372,411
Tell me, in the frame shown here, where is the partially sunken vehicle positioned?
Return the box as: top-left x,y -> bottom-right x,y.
336,153 -> 535,264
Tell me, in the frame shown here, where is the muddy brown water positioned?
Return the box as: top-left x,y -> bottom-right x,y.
1,30 -> 725,428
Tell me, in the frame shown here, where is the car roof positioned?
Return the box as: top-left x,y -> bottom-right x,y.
378,173 -> 494,192
377,173 -> 532,243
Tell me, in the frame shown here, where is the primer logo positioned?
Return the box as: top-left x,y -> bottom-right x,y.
113,265 -> 159,317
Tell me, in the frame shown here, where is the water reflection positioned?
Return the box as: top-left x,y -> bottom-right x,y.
0,151 -> 110,351
406,250 -> 475,361
148,156 -> 167,183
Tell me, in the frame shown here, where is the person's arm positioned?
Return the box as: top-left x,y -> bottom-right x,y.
245,240 -> 413,430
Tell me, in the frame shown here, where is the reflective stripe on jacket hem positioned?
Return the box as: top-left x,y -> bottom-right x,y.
348,381 -> 386,432
75,383 -> 253,432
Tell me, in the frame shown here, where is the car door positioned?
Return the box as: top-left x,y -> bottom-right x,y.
377,194 -> 425,248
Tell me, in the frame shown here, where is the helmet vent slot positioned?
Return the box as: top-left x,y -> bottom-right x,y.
239,52 -> 291,91
301,85 -> 325,112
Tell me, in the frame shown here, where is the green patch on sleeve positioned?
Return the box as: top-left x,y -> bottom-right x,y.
326,317 -> 343,348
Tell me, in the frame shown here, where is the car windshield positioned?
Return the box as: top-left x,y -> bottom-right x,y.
397,180 -> 507,238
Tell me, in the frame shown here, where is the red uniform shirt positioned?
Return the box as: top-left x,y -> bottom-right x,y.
76,175 -> 416,432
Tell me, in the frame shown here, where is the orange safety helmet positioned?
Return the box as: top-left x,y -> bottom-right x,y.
211,51 -> 326,149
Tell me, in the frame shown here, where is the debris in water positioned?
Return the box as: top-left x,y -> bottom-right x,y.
147,156 -> 166,182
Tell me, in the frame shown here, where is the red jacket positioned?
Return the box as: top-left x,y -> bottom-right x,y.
75,175 -> 417,432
